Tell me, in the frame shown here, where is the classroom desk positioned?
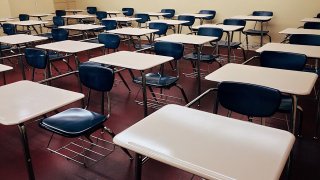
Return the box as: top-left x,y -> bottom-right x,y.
205,63 -> 318,135
192,24 -> 244,62
176,13 -> 212,25
139,12 -> 170,19
279,28 -> 320,35
62,14 -> 96,24
147,19 -> 189,33
231,15 -> 272,46
301,18 -> 320,23
155,34 -> 217,99
90,51 -> 173,117
114,104 -> 295,180
8,20 -> 48,34
30,14 -> 53,21
0,63 -> 12,84
0,34 -> 48,79
0,80 -> 84,180
107,27 -> 158,49
59,24 -> 105,39
105,10 -> 122,17
103,17 -> 141,27
65,9 -> 84,15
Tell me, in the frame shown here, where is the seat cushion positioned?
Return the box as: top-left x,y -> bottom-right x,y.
40,108 -> 107,138
0,44 -> 11,50
133,73 -> 178,87
184,52 -> 219,63
278,95 -> 292,112
243,29 -> 269,35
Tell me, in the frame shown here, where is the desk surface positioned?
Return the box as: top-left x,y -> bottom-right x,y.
30,14 -> 53,17
301,18 -> 320,23
231,15 -> 272,21
0,80 -> 84,125
176,13 -> 212,18
90,51 -> 173,70
279,28 -> 320,35
105,10 -> 122,14
104,17 -> 141,22
107,27 -> 158,36
256,42 -> 320,59
0,64 -> 13,72
36,40 -> 103,53
0,34 -> 47,45
114,104 -> 295,180
8,20 -> 48,26
192,24 -> 244,31
155,34 -> 217,45
206,63 -> 317,95
62,14 -> 95,19
0,18 -> 13,22
147,19 -> 189,25
59,24 -> 104,31
65,9 -> 84,12
140,12 -> 170,16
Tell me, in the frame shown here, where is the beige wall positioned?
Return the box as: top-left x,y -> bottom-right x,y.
8,0 -> 55,16
75,0 -> 320,42
0,0 -> 12,17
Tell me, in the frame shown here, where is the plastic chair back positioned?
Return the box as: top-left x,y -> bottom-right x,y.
135,13 -> 150,23
303,22 -> 320,29
51,28 -> 69,41
55,10 -> 66,17
178,15 -> 195,26
223,19 -> 246,31
98,34 -> 120,49
252,11 -> 273,16
79,62 -> 115,92
317,13 -> 320,18
101,20 -> 117,31
53,16 -> 65,27
289,34 -> 320,46
2,23 -> 16,35
87,7 -> 97,15
149,22 -> 168,36
154,41 -> 184,60
96,11 -> 108,21
260,51 -> 307,71
197,27 -> 223,41
199,10 -> 216,20
25,48 -> 48,69
161,9 -> 175,19
19,14 -> 29,21
218,81 -> 281,117
122,8 -> 134,16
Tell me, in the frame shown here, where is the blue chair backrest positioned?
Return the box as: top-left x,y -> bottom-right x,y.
161,9 -> 175,19
135,13 -> 150,23
223,19 -> 246,31
55,10 -> 66,17
317,13 -> 320,18
87,7 -> 97,15
260,51 -> 307,71
149,22 -> 168,36
122,8 -> 134,16
2,23 -> 16,35
197,27 -> 223,41
19,14 -> 29,21
252,11 -> 273,16
218,81 -> 281,117
25,48 -> 48,69
101,20 -> 117,31
51,28 -> 69,41
178,15 -> 195,26
199,10 -> 216,20
303,22 -> 320,29
79,62 -> 115,92
289,34 -> 320,46
98,33 -> 120,49
96,11 -> 108,21
53,16 -> 65,27
154,41 -> 184,60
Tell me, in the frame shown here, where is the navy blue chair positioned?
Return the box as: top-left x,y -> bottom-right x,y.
101,19 -> 117,31
149,22 -> 168,38
133,41 -> 189,104
51,28 -> 68,42
2,23 -> 29,35
24,48 -> 49,81
317,13 -> 320,18
289,34 -> 320,46
303,22 -> 320,29
42,16 -> 65,38
122,7 -> 134,17
161,9 -> 175,19
96,11 -> 108,23
19,14 -> 30,21
216,81 -> 281,122
199,10 -> 216,23
260,51 -> 306,135
39,62 -> 132,166
82,7 -> 97,24
135,13 -> 150,28
177,15 -> 195,34
55,10 -> 66,17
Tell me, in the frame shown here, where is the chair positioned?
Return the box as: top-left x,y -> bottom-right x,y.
82,7 -> 97,24
19,14 -> 30,21
303,22 -> 320,29
260,51 -> 307,135
161,9 -> 175,19
243,11 -> 273,49
198,10 -> 216,23
39,62 -> 132,166
24,48 -> 49,81
55,10 -> 66,17
133,41 -> 189,107
96,11 -> 108,23
2,23 -> 29,35
135,13 -> 150,28
316,13 -> 320,18
42,16 -> 65,38
101,19 -> 117,31
177,15 -> 195,34
217,18 -> 247,61
122,7 -> 134,17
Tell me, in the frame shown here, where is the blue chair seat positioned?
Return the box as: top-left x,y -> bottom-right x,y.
40,108 -> 107,138
217,40 -> 242,47
84,38 -> 99,44
278,95 -> 293,113
133,73 -> 178,87
184,52 -> 219,63
0,44 -> 11,50
243,29 -> 269,35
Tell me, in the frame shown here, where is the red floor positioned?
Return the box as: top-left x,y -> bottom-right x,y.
0,40 -> 320,180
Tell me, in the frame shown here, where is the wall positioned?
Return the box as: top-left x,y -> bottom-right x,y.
0,0 -> 11,17
8,0 -> 55,16
75,0 -> 320,42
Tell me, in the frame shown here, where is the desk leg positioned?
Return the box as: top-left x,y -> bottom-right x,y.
31,25 -> 39,35
291,95 -> 298,136
314,96 -> 320,139
18,123 -> 35,180
74,53 -> 85,107
135,153 -> 142,180
227,31 -> 231,63
196,45 -> 201,105
260,21 -> 263,47
18,45 -> 26,80
141,70 -> 148,117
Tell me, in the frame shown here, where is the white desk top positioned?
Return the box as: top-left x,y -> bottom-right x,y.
114,104 -> 295,180
0,18 -> 14,22
30,14 -> 53,17
59,24 -> 104,31
155,34 -> 217,45
8,20 -> 48,26
192,24 -> 244,31
103,17 -> 141,22
139,12 -> 170,16
107,27 -> 158,36
90,51 -> 173,70
176,13 -> 212,18
36,40 -> 104,53
206,63 -> 318,95
105,10 -> 121,14
0,64 -> 13,72
65,9 -> 84,12
62,14 -> 95,19
256,42 -> 320,59
279,28 -> 320,35
0,34 -> 47,45
0,80 -> 84,125
231,15 -> 272,21
147,19 -> 189,25
301,18 -> 320,23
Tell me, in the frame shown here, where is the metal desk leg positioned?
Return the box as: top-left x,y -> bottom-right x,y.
18,123 -> 35,180
74,54 -> 85,107
260,21 -> 263,47
141,70 -> 148,117
196,46 -> 201,105
18,45 -> 26,80
226,31 -> 231,63
291,95 -> 298,136
314,95 -> 320,139
135,153 -> 142,180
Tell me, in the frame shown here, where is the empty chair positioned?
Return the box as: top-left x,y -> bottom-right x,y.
82,7 -> 97,24
316,13 -> 320,18
2,23 -> 29,35
177,15 -> 195,34
161,9 -> 175,19
122,7 -> 134,17
39,62 -> 132,166
101,19 -> 117,31
43,16 -> 65,37
198,10 -> 216,24
55,10 -> 66,17
303,22 -> 320,29
24,48 -> 49,81
96,11 -> 108,23
19,14 -> 30,21
135,13 -> 150,28
243,11 -> 273,49
51,28 -> 68,41
149,22 -> 168,39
